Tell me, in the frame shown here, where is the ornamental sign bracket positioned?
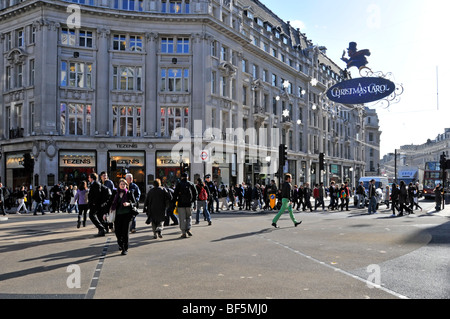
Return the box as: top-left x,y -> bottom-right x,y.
325,42 -> 404,108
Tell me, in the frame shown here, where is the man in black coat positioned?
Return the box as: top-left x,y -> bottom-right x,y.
144,179 -> 171,238
390,183 -> 400,216
88,173 -> 106,237
302,183 -> 313,212
164,186 -> 178,226
204,175 -> 217,213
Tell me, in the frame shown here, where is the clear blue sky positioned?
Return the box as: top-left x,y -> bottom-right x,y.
260,0 -> 450,157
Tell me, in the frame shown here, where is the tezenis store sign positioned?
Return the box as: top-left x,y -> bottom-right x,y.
326,77 -> 396,104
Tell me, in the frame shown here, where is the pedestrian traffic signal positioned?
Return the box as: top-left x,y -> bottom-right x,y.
23,153 -> 34,172
319,153 -> 325,171
182,163 -> 189,173
440,153 -> 447,170
279,144 -> 288,166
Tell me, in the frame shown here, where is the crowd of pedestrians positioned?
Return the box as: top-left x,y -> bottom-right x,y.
1,171 -> 445,255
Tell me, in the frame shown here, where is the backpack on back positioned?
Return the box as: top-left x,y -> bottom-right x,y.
199,186 -> 208,201
178,181 -> 193,205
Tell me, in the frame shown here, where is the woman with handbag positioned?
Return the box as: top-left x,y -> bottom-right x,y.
110,178 -> 137,255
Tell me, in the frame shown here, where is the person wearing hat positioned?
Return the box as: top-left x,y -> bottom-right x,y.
173,172 -> 197,238
341,42 -> 371,70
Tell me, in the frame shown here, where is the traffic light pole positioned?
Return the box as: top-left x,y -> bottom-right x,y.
440,152 -> 447,209
278,144 -> 287,187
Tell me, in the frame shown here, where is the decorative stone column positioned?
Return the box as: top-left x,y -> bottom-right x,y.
96,28 -> 110,136
145,32 -> 158,136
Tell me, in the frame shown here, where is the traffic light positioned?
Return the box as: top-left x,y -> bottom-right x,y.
440,153 -> 447,170
319,153 -> 325,171
279,144 -> 287,166
182,163 -> 189,173
23,153 -> 34,173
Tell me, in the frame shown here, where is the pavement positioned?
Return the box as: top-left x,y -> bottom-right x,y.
0,200 -> 449,307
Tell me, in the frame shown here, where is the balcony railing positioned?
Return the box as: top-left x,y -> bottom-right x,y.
9,127 -> 24,139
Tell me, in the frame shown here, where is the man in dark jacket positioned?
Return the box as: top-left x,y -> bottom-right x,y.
204,175 -> 217,213
88,173 -> 106,237
303,182 -> 313,212
50,183 -> 63,213
390,183 -> 400,216
235,184 -> 244,209
173,173 -> 197,238
272,174 -> 302,228
144,179 -> 171,239
33,185 -> 46,215
368,179 -> 377,214
164,186 -> 178,226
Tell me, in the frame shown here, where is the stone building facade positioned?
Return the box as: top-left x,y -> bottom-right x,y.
0,0 -> 368,193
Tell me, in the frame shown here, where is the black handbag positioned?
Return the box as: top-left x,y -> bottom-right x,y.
132,205 -> 139,216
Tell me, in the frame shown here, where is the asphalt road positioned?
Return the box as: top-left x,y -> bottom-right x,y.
0,199 -> 449,304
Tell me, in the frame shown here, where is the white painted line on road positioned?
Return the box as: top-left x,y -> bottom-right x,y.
259,234 -> 408,299
85,237 -> 111,299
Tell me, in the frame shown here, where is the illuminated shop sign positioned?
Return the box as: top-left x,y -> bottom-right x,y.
110,152 -> 145,167
59,151 -> 96,167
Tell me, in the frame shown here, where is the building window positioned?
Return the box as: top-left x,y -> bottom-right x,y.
161,0 -> 190,14
29,102 -> 35,133
16,29 -> 24,47
112,105 -> 142,137
161,37 -> 189,54
114,0 -> 144,11
79,30 -> 93,48
211,40 -> 217,57
160,68 -> 189,92
220,76 -> 228,97
6,66 -> 12,90
30,26 -> 36,44
113,34 -> 127,51
113,66 -> 143,91
61,28 -> 76,46
161,37 -> 174,53
16,64 -> 23,88
129,35 -> 143,51
160,107 -> 189,137
69,0 -> 95,5
29,59 -> 35,86
242,86 -> 248,105
211,71 -> 217,94
111,33 -> 143,51
177,37 -> 189,53
5,32 -> 12,51
60,103 -> 92,136
61,61 -> 93,88
220,45 -> 228,61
